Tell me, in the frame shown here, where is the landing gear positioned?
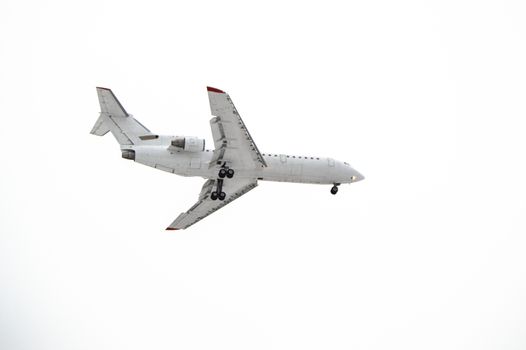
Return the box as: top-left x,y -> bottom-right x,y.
330,185 -> 339,195
213,166 -> 234,200
210,179 -> 226,201
218,167 -> 235,179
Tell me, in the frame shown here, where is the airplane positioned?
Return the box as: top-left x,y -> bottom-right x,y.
91,86 -> 364,230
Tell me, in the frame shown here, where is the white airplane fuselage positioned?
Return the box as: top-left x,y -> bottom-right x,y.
122,136 -> 364,186
92,86 -> 364,229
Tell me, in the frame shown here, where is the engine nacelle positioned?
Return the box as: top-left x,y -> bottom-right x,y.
171,136 -> 205,152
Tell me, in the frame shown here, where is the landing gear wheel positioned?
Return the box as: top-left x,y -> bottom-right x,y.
330,186 -> 339,195
218,192 -> 226,201
226,169 -> 235,179
218,168 -> 227,178
210,192 -> 218,200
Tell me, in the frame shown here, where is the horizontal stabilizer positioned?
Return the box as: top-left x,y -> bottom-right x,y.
90,113 -> 110,136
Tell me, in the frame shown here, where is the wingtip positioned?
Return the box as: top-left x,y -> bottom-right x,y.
96,86 -> 111,91
207,86 -> 225,94
166,227 -> 179,231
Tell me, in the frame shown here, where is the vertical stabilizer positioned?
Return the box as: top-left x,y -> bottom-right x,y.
90,87 -> 152,145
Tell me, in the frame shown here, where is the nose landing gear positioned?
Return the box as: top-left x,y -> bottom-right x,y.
330,184 -> 339,195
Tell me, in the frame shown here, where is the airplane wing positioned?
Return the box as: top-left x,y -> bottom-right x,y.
207,87 -> 267,169
166,178 -> 258,230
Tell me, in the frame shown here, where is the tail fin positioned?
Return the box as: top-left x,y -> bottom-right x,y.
91,87 -> 153,145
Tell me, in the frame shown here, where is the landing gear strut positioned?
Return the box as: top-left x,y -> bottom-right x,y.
214,165 -> 234,200
210,178 -> 227,201
330,184 -> 339,195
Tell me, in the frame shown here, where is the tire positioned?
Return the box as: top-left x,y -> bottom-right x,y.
211,192 -> 218,200
226,169 -> 235,178
218,169 -> 227,178
331,186 -> 338,195
218,192 -> 226,200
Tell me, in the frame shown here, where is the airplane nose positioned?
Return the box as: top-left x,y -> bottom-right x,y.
351,168 -> 365,182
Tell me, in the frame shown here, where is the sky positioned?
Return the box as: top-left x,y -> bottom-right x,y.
1,0 -> 526,349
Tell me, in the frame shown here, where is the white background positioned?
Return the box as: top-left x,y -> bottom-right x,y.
1,0 -> 525,349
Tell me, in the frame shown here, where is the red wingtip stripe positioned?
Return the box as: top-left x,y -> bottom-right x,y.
166,227 -> 179,231
207,86 -> 225,94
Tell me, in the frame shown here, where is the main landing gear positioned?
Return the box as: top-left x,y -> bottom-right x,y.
212,166 -> 234,201
330,184 -> 339,195
218,167 -> 234,179
210,178 -> 226,201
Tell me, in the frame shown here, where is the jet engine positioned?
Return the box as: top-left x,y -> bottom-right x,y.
171,136 -> 205,152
